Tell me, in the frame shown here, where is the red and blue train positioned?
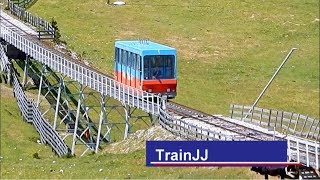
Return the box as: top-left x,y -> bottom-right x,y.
114,40 -> 177,98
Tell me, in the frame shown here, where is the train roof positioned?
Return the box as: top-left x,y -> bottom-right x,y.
115,40 -> 176,56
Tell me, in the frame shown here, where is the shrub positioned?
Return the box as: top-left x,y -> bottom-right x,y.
32,152 -> 40,159
50,17 -> 66,45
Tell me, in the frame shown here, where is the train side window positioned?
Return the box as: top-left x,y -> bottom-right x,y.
119,49 -> 123,64
131,53 -> 134,69
115,48 -> 118,62
137,55 -> 141,71
128,52 -> 131,68
123,50 -> 127,66
114,48 -> 117,71
130,52 -> 133,69
133,53 -> 137,70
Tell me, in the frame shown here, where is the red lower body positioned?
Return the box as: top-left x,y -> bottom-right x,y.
114,70 -> 177,98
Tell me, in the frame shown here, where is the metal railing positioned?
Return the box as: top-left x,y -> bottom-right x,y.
1,9 -> 319,170
158,109 -> 250,141
230,104 -> 320,168
12,73 -> 69,156
1,44 -> 69,156
287,135 -> 319,170
230,104 -> 320,141
0,18 -> 162,116
0,44 -> 10,71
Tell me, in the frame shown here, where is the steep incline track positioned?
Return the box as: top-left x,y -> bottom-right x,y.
167,102 -> 285,141
1,10 -> 319,170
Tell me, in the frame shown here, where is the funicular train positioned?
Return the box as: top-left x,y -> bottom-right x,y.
114,40 -> 177,99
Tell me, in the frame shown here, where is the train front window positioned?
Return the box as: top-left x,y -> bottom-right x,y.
143,55 -> 175,79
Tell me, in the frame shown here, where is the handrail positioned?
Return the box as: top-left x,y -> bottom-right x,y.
230,104 -> 320,141
1,44 -> 69,156
1,9 -> 319,170
0,17 -> 162,115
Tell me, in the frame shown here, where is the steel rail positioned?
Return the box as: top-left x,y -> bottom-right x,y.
167,101 -> 283,141
1,11 -> 161,116
1,10 -> 319,169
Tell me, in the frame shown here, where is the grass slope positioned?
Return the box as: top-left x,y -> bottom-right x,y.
0,0 -> 319,179
27,0 -> 320,117
1,85 -> 260,179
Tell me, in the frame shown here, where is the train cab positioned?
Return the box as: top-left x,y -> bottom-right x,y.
114,40 -> 177,98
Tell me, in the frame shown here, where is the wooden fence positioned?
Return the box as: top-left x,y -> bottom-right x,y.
230,104 -> 320,141
8,0 -> 55,39
9,0 -> 36,9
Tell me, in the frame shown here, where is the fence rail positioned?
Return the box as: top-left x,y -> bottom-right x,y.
230,104 -> 320,141
0,16 -> 162,116
10,0 -> 35,9
0,44 -> 10,72
287,135 -> 319,170
1,9 -> 319,169
12,68 -> 69,156
1,43 -> 69,156
158,109 -> 249,141
8,0 -> 55,39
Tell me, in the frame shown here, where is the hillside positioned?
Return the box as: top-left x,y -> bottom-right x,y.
1,85 -> 260,179
0,0 -> 319,179
28,0 -> 320,117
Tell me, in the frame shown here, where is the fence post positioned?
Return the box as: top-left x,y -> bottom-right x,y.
230,104 -> 234,118
293,114 -> 300,134
259,108 -> 263,126
250,106 -> 254,122
241,105 -> 244,121
300,116 -> 308,136
267,109 -> 271,127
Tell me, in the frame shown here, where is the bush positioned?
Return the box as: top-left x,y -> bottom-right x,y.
32,152 -> 40,159
50,17 -> 66,45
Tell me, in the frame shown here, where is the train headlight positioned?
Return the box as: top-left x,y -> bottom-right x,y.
166,88 -> 170,92
148,89 -> 152,92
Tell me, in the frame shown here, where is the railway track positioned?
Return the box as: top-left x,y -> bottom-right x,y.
166,101 -> 286,141
0,13 -> 287,142
166,102 -> 320,169
2,9 -> 319,170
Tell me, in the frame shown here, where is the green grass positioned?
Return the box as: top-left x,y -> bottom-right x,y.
0,0 -> 319,179
27,0 -> 319,118
1,84 -> 260,179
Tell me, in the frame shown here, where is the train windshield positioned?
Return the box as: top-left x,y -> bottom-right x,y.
143,55 -> 175,79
